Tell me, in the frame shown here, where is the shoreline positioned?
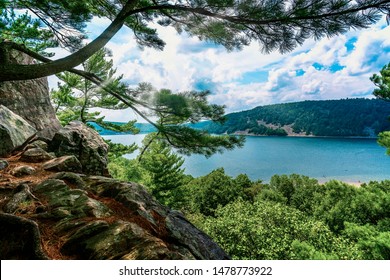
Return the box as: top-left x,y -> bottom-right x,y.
232,132 -> 378,139
100,131 -> 379,139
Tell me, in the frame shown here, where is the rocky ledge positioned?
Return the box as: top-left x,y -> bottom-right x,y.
0,120 -> 229,260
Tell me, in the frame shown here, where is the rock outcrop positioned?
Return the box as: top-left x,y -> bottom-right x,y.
28,175 -> 228,260
49,122 -> 109,176
0,105 -> 37,157
0,110 -> 229,260
0,51 -> 61,139
0,158 -> 229,259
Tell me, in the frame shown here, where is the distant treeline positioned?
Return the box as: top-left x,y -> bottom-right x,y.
194,98 -> 390,137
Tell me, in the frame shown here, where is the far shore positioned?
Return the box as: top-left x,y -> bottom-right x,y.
233,131 -> 378,139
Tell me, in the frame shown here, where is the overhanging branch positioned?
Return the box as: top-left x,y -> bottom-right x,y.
131,0 -> 390,26
0,0 -> 138,81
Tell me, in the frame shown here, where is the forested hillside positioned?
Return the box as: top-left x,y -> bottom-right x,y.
197,99 -> 390,137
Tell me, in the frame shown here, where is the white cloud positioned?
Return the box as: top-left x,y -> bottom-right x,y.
341,26 -> 390,75
216,21 -> 390,110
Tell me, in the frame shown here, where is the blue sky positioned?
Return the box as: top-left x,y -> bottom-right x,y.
50,16 -> 390,122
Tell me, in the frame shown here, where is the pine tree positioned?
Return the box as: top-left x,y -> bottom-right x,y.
371,63 -> 390,101
137,133 -> 185,206
51,47 -> 138,132
371,63 -> 390,155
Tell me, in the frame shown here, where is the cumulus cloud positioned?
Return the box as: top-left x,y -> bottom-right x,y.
221,20 -> 390,111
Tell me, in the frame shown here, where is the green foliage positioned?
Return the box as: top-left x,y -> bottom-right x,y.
137,134 -> 186,206
106,148 -> 390,260
4,0 -> 388,260
371,63 -> 390,155
1,0 -> 93,49
371,62 -> 390,101
199,199 -> 361,260
51,54 -> 243,161
107,133 -> 187,207
51,47 -> 138,133
4,0 -> 388,57
266,176 -> 390,234
269,174 -> 319,205
264,174 -> 323,217
0,6 -> 57,55
159,125 -> 245,157
116,85 -> 246,157
97,120 -> 139,135
105,139 -> 137,159
200,99 -> 390,137
183,172 -> 390,260
183,168 -> 254,216
312,181 -> 390,233
342,223 -> 390,260
107,156 -> 144,183
378,131 -> 390,155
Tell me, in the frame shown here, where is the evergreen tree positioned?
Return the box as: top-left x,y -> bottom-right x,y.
50,48 -> 136,130
371,63 -> 390,155
371,63 -> 390,101
378,131 -> 390,155
50,47 -> 139,157
137,133 -> 185,206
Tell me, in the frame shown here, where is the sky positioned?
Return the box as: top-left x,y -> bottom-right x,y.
49,15 -> 390,122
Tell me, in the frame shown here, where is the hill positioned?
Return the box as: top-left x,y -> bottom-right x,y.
195,98 -> 390,137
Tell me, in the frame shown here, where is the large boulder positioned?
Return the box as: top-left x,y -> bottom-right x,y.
81,176 -> 230,260
0,105 -> 37,157
34,179 -> 112,220
49,122 -> 109,176
42,155 -> 82,173
0,51 -> 61,140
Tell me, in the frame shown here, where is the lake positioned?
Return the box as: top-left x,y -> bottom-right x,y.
103,134 -> 390,183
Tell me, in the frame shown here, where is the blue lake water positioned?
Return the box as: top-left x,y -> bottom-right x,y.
103,134 -> 390,183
